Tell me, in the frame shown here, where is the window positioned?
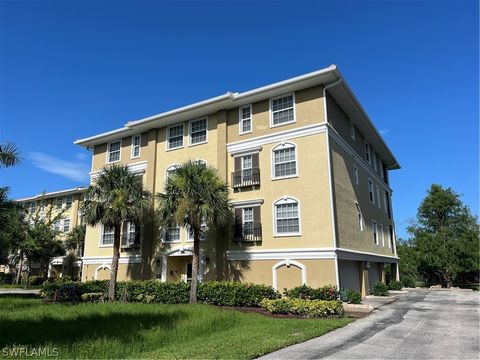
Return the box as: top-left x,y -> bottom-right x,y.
271,94 -> 295,126
167,124 -> 184,149
376,185 -> 381,209
380,160 -> 385,180
165,226 -> 180,242
373,152 -> 378,171
353,165 -> 359,185
165,164 -> 179,183
239,105 -> 252,134
55,197 -> 63,210
350,121 -> 355,140
53,220 -> 61,232
39,201 -> 45,213
243,207 -> 254,237
372,220 -> 378,245
383,191 -> 389,214
107,140 -> 121,163
272,143 -> 297,179
365,142 -> 371,164
242,155 -> 253,181
368,179 -> 375,204
355,202 -> 364,231
274,197 -> 300,235
101,226 -> 114,246
65,196 -> 72,209
30,202 -> 36,213
190,118 -> 207,145
127,222 -> 137,244
63,219 -> 70,232
379,224 -> 385,246
388,225 -> 393,249
187,223 -> 207,241
131,135 -> 141,158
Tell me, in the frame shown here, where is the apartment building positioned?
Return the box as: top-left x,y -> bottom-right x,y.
16,187 -> 86,278
75,65 -> 399,296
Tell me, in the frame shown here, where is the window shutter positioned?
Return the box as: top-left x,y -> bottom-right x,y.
252,153 -> 259,168
253,206 -> 261,224
234,208 -> 242,240
121,223 -> 128,247
234,156 -> 241,172
134,224 -> 141,245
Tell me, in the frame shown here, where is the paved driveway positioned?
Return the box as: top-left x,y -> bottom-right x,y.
260,289 -> 479,359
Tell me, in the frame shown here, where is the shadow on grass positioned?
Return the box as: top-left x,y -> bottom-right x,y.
0,293 -> 41,299
0,308 -> 187,348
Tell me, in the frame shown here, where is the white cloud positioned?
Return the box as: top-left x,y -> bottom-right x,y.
30,152 -> 89,182
75,152 -> 89,161
379,129 -> 391,135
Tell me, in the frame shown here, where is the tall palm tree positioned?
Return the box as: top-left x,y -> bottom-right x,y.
83,165 -> 151,301
65,224 -> 86,278
0,142 -> 21,168
157,160 -> 231,303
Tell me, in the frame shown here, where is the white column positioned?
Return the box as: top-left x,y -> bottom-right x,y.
161,255 -> 167,283
198,252 -> 205,282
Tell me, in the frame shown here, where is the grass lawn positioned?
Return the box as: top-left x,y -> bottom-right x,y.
0,284 -> 43,289
0,295 -> 352,359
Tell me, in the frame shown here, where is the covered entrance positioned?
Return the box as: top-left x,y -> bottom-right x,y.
159,247 -> 205,283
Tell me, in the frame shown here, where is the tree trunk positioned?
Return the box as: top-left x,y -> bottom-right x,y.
108,224 -> 121,301
189,224 -> 201,304
16,250 -> 23,285
66,250 -> 74,278
25,259 -> 31,289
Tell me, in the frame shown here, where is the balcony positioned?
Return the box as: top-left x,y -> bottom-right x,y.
231,168 -> 260,189
234,222 -> 262,242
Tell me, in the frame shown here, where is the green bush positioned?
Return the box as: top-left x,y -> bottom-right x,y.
284,284 -> 339,301
388,280 -> 403,290
0,273 -> 14,285
260,298 -> 344,317
373,282 -> 389,296
81,292 -> 105,302
198,282 -> 280,307
21,275 -> 46,286
401,277 -> 416,288
345,289 -> 362,304
56,284 -> 81,302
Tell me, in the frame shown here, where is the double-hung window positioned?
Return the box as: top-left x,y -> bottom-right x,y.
274,197 -> 300,236
355,202 -> 364,231
365,142 -> 371,164
53,220 -> 61,232
63,219 -> 70,233
167,125 -> 184,149
272,143 -> 297,179
131,135 -> 141,158
353,165 -> 359,185
187,223 -> 207,241
56,197 -> 63,210
190,118 -> 207,145
239,105 -> 252,134
379,223 -> 385,246
376,185 -> 381,209
165,226 -> 181,242
65,196 -> 72,209
368,179 -> 375,204
242,207 -> 254,237
242,155 -> 253,182
372,220 -> 378,245
271,94 -> 295,126
108,140 -> 121,163
101,226 -> 114,246
350,121 -> 355,140
126,222 -> 137,245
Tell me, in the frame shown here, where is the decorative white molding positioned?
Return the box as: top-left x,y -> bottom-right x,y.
94,265 -> 111,280
336,248 -> 399,263
82,255 -> 142,265
272,259 -> 307,290
227,248 -> 336,261
89,160 -> 147,181
227,123 -> 327,154
230,146 -> 262,157
231,199 -> 264,208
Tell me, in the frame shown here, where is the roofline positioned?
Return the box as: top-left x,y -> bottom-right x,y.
16,187 -> 87,202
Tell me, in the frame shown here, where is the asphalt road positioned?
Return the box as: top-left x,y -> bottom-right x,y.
260,289 -> 480,359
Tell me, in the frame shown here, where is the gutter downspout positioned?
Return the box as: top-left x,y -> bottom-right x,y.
322,78 -> 343,288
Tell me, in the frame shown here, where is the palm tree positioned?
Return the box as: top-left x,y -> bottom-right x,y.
0,142 -> 21,168
157,160 -> 231,303
65,224 -> 86,278
83,164 -> 151,301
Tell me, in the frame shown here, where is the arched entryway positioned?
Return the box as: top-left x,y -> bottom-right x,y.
272,259 -> 307,290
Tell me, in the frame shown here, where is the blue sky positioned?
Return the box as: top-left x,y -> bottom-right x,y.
0,0 -> 478,238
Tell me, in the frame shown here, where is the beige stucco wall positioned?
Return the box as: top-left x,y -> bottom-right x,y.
82,263 -> 144,281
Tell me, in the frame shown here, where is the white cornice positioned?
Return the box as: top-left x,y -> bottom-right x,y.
16,187 -> 87,202
89,161 -> 147,180
227,123 -> 327,154
231,199 -> 264,208
336,248 -> 399,263
82,255 -> 142,264
227,248 -> 336,261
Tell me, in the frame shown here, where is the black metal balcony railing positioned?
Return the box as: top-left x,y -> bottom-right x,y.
234,222 -> 262,242
231,168 -> 260,188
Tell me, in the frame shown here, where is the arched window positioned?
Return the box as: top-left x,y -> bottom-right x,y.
165,164 -> 180,183
273,196 -> 301,236
272,142 -> 297,179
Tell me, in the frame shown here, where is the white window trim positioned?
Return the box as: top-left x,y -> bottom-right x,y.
380,223 -> 385,247
239,104 -> 253,135
383,191 -> 389,214
380,159 -> 384,179
186,223 -> 207,242
387,225 -> 392,248
353,165 -> 359,185
368,178 -> 375,205
376,185 -> 381,209
269,93 -> 296,128
55,197 -> 64,210
365,141 -> 371,165
273,196 -> 302,237
350,121 -> 355,140
165,164 -> 180,184
188,117 -> 208,146
355,201 -> 364,231
163,226 -> 181,243
271,141 -> 298,180
131,134 -> 141,159
106,139 -> 122,164
372,220 -> 378,245
166,124 -> 185,151
63,218 -> 71,233
373,152 -> 378,172
99,225 -> 114,248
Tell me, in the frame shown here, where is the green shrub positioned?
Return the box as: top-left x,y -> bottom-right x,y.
0,273 -> 14,285
81,292 -> 105,302
284,284 -> 339,301
373,282 -> 389,296
198,282 -> 280,307
345,289 -> 362,304
401,277 -> 416,288
260,298 -> 344,317
21,275 -> 46,286
56,284 -> 81,302
388,280 -> 403,291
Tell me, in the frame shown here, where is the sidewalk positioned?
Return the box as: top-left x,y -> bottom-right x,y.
0,288 -> 40,295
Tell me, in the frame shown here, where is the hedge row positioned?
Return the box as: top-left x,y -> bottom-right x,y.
284,284 -> 339,301
41,280 -> 280,307
260,298 -> 344,317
